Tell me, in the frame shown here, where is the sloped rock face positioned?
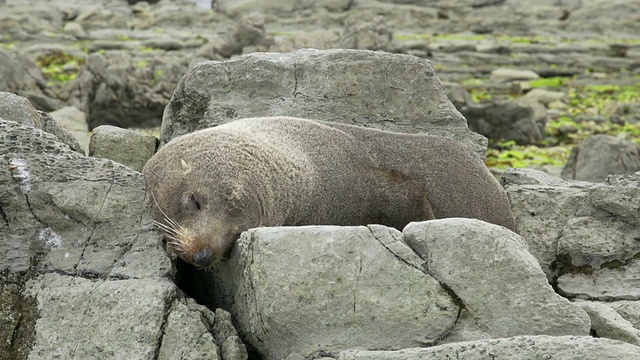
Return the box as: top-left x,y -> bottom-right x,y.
0,49 -> 63,112
0,118 -> 172,358
0,114 -> 243,359
161,48 -> 487,157
0,119 -> 163,277
0,91 -> 83,154
404,218 -> 590,338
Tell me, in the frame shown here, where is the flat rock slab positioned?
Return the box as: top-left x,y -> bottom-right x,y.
337,335 -> 640,360
576,301 -> 640,347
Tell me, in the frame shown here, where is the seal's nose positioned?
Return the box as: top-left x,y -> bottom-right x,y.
193,248 -> 213,268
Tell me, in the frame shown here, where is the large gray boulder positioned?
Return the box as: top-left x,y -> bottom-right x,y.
0,117 -> 244,360
88,125 -> 157,172
503,168 -> 640,287
213,225 -> 459,360
443,83 -> 549,143
403,218 -> 590,338
209,220 -> 595,359
467,98 -> 548,144
161,48 -> 487,157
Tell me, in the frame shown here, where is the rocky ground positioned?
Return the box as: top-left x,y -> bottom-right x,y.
1,0 -> 639,179
2,1 -> 640,359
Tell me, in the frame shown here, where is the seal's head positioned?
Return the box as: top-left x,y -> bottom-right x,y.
143,133 -> 262,268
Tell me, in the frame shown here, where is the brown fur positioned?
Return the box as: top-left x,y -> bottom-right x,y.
143,117 -> 434,268
321,121 -> 516,231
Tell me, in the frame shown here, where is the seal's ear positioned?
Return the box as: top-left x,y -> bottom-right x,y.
180,159 -> 192,174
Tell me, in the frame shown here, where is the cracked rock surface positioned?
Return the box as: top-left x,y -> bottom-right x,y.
212,225 -> 458,360
403,218 -> 591,338
0,105 -> 245,360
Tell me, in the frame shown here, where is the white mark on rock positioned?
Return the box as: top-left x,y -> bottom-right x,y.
9,158 -> 31,193
39,228 -> 63,248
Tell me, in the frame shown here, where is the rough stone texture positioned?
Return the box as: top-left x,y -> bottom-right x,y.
38,111 -> 85,155
212,308 -> 240,347
0,282 -> 37,360
438,308 -> 492,344
403,219 -> 590,338
0,91 -> 41,128
161,48 -> 487,157
557,259 -> 640,301
336,335 -> 640,360
0,92 -> 83,154
211,13 -> 271,58
610,301 -> 640,329
26,274 -> 175,359
576,301 -> 640,347
561,134 -> 640,183
212,225 -> 458,360
221,336 -> 249,360
0,116 -> 243,359
158,298 -> 221,360
48,106 -> 90,153
89,125 -> 157,172
0,119 -> 169,277
502,168 -> 640,282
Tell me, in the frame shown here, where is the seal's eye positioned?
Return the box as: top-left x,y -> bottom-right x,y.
188,193 -> 201,211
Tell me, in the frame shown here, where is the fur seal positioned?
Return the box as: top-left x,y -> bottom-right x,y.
143,117 -> 435,268
320,121 -> 516,231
